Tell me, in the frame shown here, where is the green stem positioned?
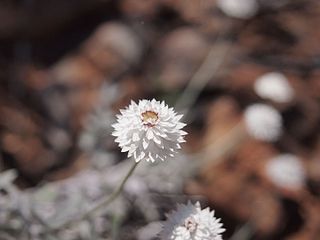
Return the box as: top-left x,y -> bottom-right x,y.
111,215 -> 122,240
46,161 -> 139,234
87,161 -> 139,216
229,222 -> 253,240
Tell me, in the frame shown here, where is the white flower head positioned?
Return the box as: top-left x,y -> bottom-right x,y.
244,103 -> 282,142
254,72 -> 294,103
217,0 -> 258,19
265,154 -> 306,190
160,202 -> 225,240
112,99 -> 187,162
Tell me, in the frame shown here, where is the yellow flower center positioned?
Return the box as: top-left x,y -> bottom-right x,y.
141,111 -> 158,127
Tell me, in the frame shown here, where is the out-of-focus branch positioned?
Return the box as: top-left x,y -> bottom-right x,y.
174,41 -> 233,116
174,19 -> 237,119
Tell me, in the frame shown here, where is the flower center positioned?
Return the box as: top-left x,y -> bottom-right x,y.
184,217 -> 197,233
141,110 -> 159,127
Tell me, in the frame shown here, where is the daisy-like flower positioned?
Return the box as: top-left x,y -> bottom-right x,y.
112,99 -> 187,162
265,154 -> 306,191
160,202 -> 225,240
244,103 -> 282,142
254,72 -> 294,103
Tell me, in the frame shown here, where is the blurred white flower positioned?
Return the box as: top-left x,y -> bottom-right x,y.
265,154 -> 306,190
244,104 -> 282,142
160,202 -> 225,240
92,22 -> 143,64
254,72 -> 294,103
217,0 -> 258,19
112,99 -> 187,162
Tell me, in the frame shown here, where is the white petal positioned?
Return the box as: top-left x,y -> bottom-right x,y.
143,138 -> 149,149
153,135 -> 161,145
146,129 -> 154,140
132,132 -> 140,142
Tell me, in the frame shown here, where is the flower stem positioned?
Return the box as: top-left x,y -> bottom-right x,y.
46,161 -> 139,234
87,161 -> 139,216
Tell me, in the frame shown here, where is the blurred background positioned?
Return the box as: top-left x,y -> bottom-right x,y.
0,0 -> 320,239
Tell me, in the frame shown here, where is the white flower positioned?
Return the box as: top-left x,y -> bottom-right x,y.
244,104 -> 282,142
160,202 -> 225,240
265,154 -> 306,190
254,72 -> 294,103
217,0 -> 258,19
112,99 -> 187,162
90,22 -> 142,64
